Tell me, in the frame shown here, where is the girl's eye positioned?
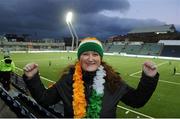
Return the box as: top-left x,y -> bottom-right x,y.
82,53 -> 88,56
93,53 -> 99,56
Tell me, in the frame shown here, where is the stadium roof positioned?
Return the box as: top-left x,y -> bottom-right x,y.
128,24 -> 176,34
158,40 -> 180,45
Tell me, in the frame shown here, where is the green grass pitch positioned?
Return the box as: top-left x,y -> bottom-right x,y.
1,52 -> 180,118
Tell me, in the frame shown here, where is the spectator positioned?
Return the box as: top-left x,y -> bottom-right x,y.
0,55 -> 15,91
23,37 -> 159,118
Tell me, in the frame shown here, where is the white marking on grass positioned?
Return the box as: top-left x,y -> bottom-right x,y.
176,72 -> 180,75
130,61 -> 168,77
40,77 -> 55,83
129,61 -> 180,85
15,66 -> 24,71
130,71 -> 142,77
156,61 -> 169,66
159,80 -> 180,85
131,74 -> 180,85
117,105 -> 154,119
15,67 -> 55,83
130,75 -> 140,78
125,110 -> 129,114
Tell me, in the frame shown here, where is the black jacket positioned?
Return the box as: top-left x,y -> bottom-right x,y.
23,68 -> 159,118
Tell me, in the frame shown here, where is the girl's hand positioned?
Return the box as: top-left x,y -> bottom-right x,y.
23,63 -> 38,80
143,61 -> 157,77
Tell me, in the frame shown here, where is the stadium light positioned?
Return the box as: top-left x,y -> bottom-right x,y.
66,12 -> 74,51
66,11 -> 79,50
69,23 -> 79,49
66,12 -> 72,24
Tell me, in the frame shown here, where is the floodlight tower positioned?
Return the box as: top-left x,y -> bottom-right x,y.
69,22 -> 79,49
66,12 -> 74,51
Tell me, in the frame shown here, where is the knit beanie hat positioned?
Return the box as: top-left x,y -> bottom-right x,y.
77,37 -> 104,59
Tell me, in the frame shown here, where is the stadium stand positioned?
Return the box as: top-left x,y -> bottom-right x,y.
0,86 -> 36,118
161,45 -> 180,57
102,43 -> 112,52
139,43 -> 163,56
0,92 -> 17,117
123,44 -> 141,55
0,41 -> 65,51
0,73 -> 64,118
106,24 -> 180,57
104,42 -> 164,56
107,44 -> 124,53
159,40 -> 180,57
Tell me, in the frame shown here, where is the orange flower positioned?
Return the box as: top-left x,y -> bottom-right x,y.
72,61 -> 87,118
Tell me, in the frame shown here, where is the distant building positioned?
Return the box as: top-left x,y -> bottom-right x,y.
108,24 -> 180,43
63,37 -> 72,47
4,34 -> 25,42
128,24 -> 176,34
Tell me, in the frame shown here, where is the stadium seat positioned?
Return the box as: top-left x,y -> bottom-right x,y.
17,93 -> 59,117
1,73 -> 64,117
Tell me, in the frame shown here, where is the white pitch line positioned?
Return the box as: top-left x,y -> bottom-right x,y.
40,76 -> 55,83
176,72 -> 180,75
130,71 -> 142,77
15,67 -> 55,83
15,66 -> 24,71
130,61 -> 168,77
156,61 -> 169,66
131,74 -> 180,85
159,80 -> 180,85
117,105 -> 154,119
131,75 -> 141,78
129,62 -> 180,85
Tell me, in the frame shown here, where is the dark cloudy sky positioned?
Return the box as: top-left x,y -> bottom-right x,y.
0,0 -> 179,40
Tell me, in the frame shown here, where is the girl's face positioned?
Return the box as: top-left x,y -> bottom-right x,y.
79,51 -> 101,72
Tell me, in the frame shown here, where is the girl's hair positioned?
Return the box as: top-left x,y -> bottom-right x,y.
59,61 -> 122,93
101,61 -> 122,93
59,63 -> 75,79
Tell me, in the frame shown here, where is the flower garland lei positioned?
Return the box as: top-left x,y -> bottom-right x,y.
72,61 -> 106,118
72,61 -> 87,118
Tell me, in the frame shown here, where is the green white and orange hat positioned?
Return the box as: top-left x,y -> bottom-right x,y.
77,37 -> 104,59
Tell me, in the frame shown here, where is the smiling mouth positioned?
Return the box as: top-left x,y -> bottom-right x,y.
87,62 -> 96,65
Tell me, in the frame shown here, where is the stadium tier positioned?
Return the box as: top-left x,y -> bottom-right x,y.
1,40 -> 180,57
0,73 -> 64,118
161,45 -> 180,57
104,42 -> 165,56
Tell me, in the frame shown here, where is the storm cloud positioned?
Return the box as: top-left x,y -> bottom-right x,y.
0,0 -> 166,40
